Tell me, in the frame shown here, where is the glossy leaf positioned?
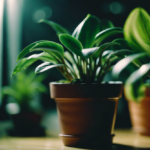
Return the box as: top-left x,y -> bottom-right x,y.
72,14 -> 100,48
64,51 -> 79,78
124,8 -> 150,54
125,63 -> 150,102
105,49 -> 133,65
13,52 -> 58,75
112,38 -> 131,50
59,34 -> 83,56
82,47 -> 100,58
39,19 -> 70,36
64,51 -> 74,63
13,58 -> 37,76
17,40 -> 45,61
112,53 -> 148,80
102,50 -> 113,57
27,52 -> 58,64
107,49 -> 133,59
95,27 -> 123,46
93,42 -> 120,59
35,62 -> 64,73
17,41 -> 64,61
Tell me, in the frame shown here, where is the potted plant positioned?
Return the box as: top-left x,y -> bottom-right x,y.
12,14 -> 124,148
2,71 -> 47,136
112,8 -> 150,136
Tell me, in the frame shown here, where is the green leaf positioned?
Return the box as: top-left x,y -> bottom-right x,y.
13,52 -> 58,75
112,53 -> 149,80
64,51 -> 79,78
124,8 -> 150,53
59,34 -> 83,56
107,49 -> 133,59
95,27 -> 123,46
39,19 -> 70,36
64,51 -> 75,64
27,52 -> 58,64
125,63 -> 150,102
112,38 -> 131,50
100,19 -> 114,31
35,62 -> 64,73
102,50 -> 113,57
72,14 -> 100,48
93,42 -> 120,59
82,47 -> 100,58
104,49 -> 133,65
17,41 -> 64,61
17,40 -> 44,61
13,58 -> 37,76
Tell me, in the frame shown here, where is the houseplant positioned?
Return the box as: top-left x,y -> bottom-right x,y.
2,71 -> 47,136
12,14 -> 125,148
112,8 -> 150,136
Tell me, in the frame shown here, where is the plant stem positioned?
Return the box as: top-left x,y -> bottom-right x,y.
61,59 -> 73,81
57,67 -> 71,82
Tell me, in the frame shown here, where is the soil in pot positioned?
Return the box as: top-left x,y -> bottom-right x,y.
50,83 -> 123,148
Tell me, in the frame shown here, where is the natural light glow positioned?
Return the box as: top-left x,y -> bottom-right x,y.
139,64 -> 149,74
6,103 -> 20,115
110,2 -> 122,14
33,6 -> 52,22
0,0 -> 4,106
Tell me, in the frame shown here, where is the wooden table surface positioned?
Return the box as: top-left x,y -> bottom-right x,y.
0,129 -> 150,150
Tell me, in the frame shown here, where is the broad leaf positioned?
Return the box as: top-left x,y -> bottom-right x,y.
64,51 -> 79,78
112,38 -> 131,50
64,51 -> 74,64
39,19 -> 70,36
17,40 -> 45,61
125,63 -> 150,102
13,52 -> 58,75
93,42 -> 120,59
59,34 -> 83,56
112,53 -> 149,79
13,58 -> 37,76
17,41 -> 64,61
107,49 -> 133,59
124,8 -> 150,53
72,14 -> 100,48
82,47 -> 100,58
35,62 -> 64,73
104,49 -> 133,65
95,27 -> 123,46
102,50 -> 113,57
27,52 -> 58,64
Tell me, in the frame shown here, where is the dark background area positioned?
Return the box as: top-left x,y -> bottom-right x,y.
1,0 -> 150,128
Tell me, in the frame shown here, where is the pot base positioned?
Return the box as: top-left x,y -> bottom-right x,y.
59,134 -> 115,148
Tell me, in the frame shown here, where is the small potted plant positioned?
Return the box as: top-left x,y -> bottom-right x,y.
112,8 -> 150,136
2,71 -> 47,136
12,14 -> 124,148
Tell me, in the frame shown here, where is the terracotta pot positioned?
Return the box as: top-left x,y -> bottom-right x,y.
128,87 -> 150,136
50,82 -> 123,148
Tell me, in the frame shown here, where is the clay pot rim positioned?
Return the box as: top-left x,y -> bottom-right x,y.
50,81 -> 122,85
50,81 -> 123,98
